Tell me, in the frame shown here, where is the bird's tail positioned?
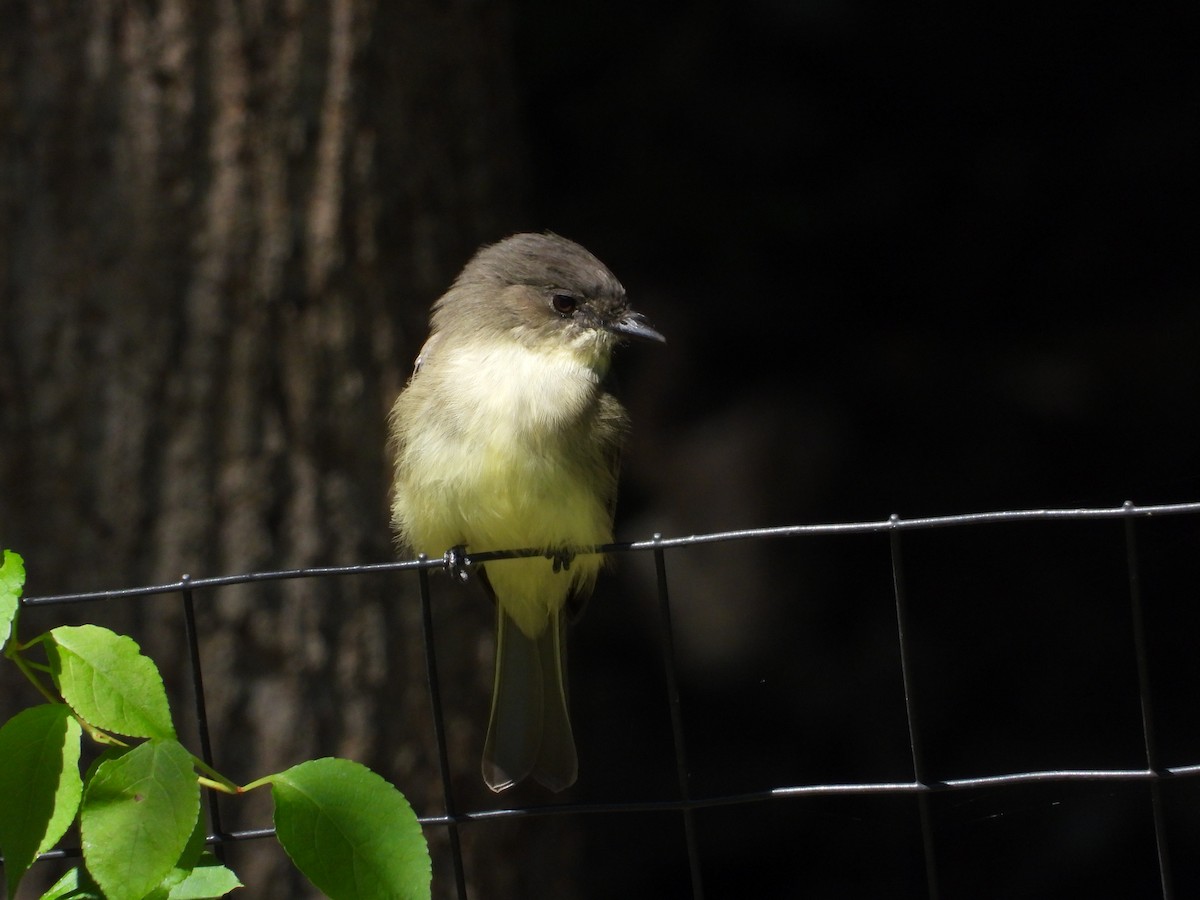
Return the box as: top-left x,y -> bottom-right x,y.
482,606 -> 577,792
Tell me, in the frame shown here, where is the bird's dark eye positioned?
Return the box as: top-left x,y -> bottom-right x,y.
551,293 -> 578,316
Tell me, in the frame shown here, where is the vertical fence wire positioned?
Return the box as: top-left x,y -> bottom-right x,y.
652,535 -> 705,899
1122,504 -> 1173,899
888,516 -> 940,900
180,575 -> 226,863
417,558 -> 469,900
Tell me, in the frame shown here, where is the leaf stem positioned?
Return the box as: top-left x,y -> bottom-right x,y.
239,774 -> 277,793
194,757 -> 241,793
88,728 -> 130,748
198,775 -> 240,794
11,651 -> 62,705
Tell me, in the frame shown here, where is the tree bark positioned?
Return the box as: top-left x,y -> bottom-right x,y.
1,1 -> 568,896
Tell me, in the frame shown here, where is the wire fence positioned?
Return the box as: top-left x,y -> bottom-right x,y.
15,499 -> 1200,898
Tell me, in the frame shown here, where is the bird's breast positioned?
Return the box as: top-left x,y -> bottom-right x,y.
394,339 -> 613,552
442,340 -> 602,438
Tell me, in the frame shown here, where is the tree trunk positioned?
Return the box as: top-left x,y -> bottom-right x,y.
1,1 -> 570,896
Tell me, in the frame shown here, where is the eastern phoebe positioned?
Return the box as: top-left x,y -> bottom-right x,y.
389,232 -> 664,792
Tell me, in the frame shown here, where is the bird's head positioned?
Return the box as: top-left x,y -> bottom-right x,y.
433,232 -> 665,370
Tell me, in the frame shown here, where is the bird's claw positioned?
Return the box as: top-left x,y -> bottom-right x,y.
547,548 -> 575,573
445,545 -> 471,583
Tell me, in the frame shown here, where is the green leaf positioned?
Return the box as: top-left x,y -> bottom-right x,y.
80,738 -> 200,900
142,809 -> 243,900
47,624 -> 176,740
167,854 -> 244,899
142,810 -> 208,900
39,867 -> 104,900
272,757 -> 431,900
83,745 -> 132,785
0,548 -> 24,648
0,703 -> 84,898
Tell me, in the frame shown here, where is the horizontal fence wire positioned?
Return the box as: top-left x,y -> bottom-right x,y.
13,499 -> 1200,898
21,500 -> 1200,607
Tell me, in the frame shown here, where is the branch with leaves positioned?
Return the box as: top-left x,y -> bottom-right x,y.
0,550 -> 431,900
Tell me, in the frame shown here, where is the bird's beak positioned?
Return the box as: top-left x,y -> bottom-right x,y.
607,311 -> 666,344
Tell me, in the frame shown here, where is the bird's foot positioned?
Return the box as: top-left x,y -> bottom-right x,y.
546,547 -> 575,573
444,545 -> 472,583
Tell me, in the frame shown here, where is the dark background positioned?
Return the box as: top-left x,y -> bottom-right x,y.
3,1 -> 1198,897
501,1 -> 1200,897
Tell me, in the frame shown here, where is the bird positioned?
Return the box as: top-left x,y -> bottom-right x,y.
388,232 -> 664,791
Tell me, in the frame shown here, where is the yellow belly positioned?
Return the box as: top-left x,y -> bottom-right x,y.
398,441 -> 609,637
397,354 -> 618,631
